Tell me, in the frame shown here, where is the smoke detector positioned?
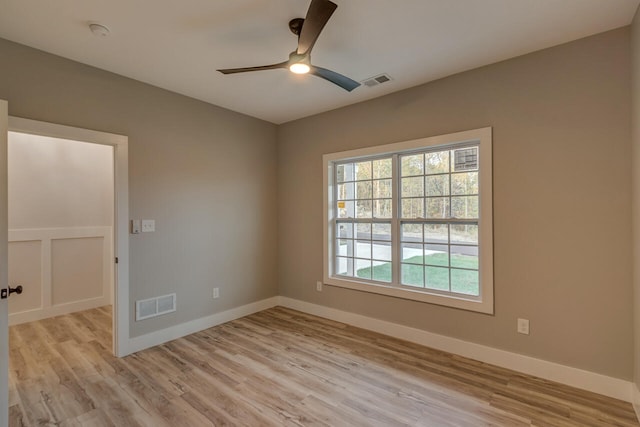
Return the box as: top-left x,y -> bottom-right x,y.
89,23 -> 110,37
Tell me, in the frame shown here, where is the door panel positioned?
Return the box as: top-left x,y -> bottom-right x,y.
0,100 -> 9,424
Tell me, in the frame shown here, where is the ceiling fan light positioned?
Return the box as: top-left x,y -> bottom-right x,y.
290,63 -> 310,74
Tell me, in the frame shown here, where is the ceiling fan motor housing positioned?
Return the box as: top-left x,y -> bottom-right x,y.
289,18 -> 305,36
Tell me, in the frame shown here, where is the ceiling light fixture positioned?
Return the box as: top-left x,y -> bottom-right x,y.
89,23 -> 110,37
289,63 -> 310,74
288,51 -> 311,74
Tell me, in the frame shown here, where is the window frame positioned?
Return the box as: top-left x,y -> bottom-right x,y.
323,127 -> 493,314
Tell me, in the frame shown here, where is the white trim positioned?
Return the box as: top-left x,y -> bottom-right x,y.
9,297 -> 110,325
127,297 -> 279,354
8,226 -> 113,326
8,116 -> 129,357
323,127 -> 494,314
278,297 -> 633,402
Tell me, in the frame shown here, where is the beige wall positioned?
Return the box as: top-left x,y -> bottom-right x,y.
632,6 -> 640,389
8,132 -> 114,229
278,28 -> 632,379
0,38 -> 278,338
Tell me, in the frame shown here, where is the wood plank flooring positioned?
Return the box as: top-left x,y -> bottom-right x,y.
8,306 -> 640,426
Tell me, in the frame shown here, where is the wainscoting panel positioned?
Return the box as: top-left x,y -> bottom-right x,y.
8,227 -> 112,325
8,240 -> 42,314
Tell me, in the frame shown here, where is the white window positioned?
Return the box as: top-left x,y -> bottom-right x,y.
323,128 -> 493,314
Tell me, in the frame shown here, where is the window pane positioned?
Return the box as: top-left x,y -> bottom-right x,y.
451,245 -> 478,269
337,222 -> 353,239
425,224 -> 448,244
336,257 -> 352,276
426,175 -> 449,197
336,239 -> 353,257
337,200 -> 354,218
373,158 -> 392,179
402,176 -> 424,198
425,266 -> 449,291
425,244 -> 449,267
337,182 -> 354,200
372,262 -> 392,282
451,269 -> 479,296
425,151 -> 449,174
402,243 -> 423,264
451,172 -> 478,195
356,223 -> 371,239
356,258 -> 372,279
451,196 -> 479,219
355,161 -> 372,180
355,240 -> 372,259
401,154 -> 424,176
372,242 -> 392,261
356,200 -> 372,218
336,163 -> 354,183
401,198 -> 424,218
401,223 -> 422,242
373,199 -> 392,219
373,179 -> 392,198
426,197 -> 450,218
451,224 -> 478,245
356,181 -> 372,199
373,223 -> 391,241
402,264 -> 424,287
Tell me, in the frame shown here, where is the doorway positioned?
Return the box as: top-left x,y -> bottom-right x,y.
8,131 -> 114,328
7,117 -> 129,357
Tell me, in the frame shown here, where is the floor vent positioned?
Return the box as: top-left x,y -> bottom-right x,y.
362,73 -> 392,87
136,293 -> 176,321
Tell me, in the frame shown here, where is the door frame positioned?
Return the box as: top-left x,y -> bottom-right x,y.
8,117 -> 130,357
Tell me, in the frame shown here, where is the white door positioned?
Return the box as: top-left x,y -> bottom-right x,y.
0,100 -> 9,425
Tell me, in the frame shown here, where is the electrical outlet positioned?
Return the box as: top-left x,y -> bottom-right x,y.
213,288 -> 220,299
517,318 -> 530,335
316,281 -> 323,292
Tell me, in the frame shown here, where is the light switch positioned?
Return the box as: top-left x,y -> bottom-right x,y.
131,220 -> 141,234
142,219 -> 155,232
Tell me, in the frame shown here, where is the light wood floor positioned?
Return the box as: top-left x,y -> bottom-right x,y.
7,306 -> 640,426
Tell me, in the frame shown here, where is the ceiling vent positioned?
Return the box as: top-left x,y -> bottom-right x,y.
362,74 -> 392,88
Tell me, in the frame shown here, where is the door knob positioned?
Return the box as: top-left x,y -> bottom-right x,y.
0,285 -> 23,299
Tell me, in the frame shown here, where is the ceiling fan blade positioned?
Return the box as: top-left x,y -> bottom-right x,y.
310,66 -> 360,92
217,61 -> 289,74
297,0 -> 337,56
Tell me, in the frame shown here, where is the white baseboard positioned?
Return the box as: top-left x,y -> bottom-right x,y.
9,295 -> 111,326
277,297 -> 633,403
125,296 -> 280,355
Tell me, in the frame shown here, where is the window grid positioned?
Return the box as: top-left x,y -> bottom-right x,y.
399,222 -> 479,296
332,144 -> 481,297
335,221 -> 392,283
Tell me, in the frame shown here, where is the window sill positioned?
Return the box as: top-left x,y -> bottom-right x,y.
324,276 -> 494,314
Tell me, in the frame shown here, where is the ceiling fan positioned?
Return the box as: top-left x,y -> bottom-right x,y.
217,0 -> 360,92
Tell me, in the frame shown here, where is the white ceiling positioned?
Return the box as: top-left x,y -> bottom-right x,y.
0,0 -> 638,124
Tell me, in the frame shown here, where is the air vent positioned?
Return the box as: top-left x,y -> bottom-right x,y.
362,73 -> 392,88
136,293 -> 176,321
